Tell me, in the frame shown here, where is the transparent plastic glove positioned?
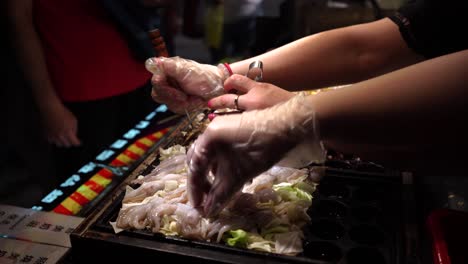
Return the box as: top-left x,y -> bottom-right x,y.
145,56 -> 231,114
187,93 -> 326,217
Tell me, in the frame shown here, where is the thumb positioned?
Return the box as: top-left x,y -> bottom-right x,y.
159,56 -> 181,79
145,56 -> 184,80
145,57 -> 164,75
69,131 -> 81,146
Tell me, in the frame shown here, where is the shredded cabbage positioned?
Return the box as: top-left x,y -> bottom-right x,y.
273,182 -> 313,203
222,181 -> 317,254
226,229 -> 248,247
225,229 -> 276,253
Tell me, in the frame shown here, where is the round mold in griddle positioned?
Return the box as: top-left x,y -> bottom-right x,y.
308,219 -> 345,240
351,205 -> 382,222
302,241 -> 343,262
346,247 -> 387,264
316,183 -> 350,200
309,200 -> 348,219
349,224 -> 385,245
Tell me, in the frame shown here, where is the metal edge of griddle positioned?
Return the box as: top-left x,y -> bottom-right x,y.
70,175 -> 331,258
86,165 -> 385,262
86,192 -> 329,264
70,229 -> 331,264
324,166 -> 401,180
70,114 -> 192,238
89,189 -> 332,264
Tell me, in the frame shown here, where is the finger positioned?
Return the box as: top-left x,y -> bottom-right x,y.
163,100 -> 187,114
151,88 -> 188,114
59,134 -> 71,148
208,113 -> 217,121
224,74 -> 257,94
204,156 -> 243,217
152,75 -> 188,101
151,89 -> 177,105
187,136 -> 214,208
207,94 -> 238,110
145,57 -> 164,75
160,57 -> 188,80
68,130 -> 81,147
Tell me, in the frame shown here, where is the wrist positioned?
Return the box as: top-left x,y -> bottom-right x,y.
217,63 -> 233,81
278,93 -> 326,161
287,93 -> 318,138
38,98 -> 65,114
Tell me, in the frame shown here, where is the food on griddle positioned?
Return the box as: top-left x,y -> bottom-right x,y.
112,144 -> 318,256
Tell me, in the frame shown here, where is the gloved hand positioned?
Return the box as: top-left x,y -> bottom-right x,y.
187,93 -> 326,217
207,74 -> 295,111
145,56 -> 231,114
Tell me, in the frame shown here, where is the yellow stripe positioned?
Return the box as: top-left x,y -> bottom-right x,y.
77,185 -> 99,200
128,145 -> 146,156
139,137 -> 154,146
154,131 -> 164,139
61,197 -> 82,214
90,174 -> 112,187
116,154 -> 134,164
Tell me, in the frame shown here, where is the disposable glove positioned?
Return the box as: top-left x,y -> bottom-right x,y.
186,93 -> 326,217
145,56 -> 231,114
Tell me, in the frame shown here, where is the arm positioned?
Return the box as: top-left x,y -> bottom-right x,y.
8,0 -> 58,109
230,18 -> 424,90
147,18 -> 423,113
187,50 -> 468,215
311,49 -> 468,167
7,0 -> 80,147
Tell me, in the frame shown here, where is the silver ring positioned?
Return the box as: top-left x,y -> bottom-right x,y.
234,95 -> 240,110
246,61 -> 263,82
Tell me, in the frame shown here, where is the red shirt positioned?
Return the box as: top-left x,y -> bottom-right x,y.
34,0 -> 151,102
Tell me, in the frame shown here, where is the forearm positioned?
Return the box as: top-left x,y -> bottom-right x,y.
230,18 -> 422,91
7,0 -> 62,110
310,49 -> 468,162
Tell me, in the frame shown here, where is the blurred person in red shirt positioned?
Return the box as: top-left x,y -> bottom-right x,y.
6,0 -> 174,181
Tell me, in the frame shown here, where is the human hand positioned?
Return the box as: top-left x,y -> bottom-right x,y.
41,102 -> 81,148
207,74 -> 294,112
187,93 -> 326,217
145,56 -> 231,114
